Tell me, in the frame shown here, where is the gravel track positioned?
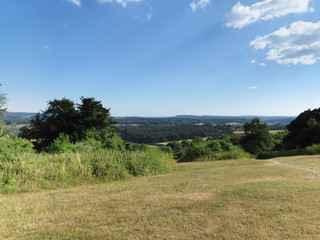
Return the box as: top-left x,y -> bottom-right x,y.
267,159 -> 320,177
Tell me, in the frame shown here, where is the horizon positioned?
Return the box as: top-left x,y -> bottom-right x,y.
1,0 -> 320,116
5,111 -> 296,118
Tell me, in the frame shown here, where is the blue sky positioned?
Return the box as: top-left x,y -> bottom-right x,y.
1,0 -> 320,116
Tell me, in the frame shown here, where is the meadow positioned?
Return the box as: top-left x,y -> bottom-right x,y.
2,155 -> 320,239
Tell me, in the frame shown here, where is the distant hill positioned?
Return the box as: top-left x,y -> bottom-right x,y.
114,115 -> 295,127
4,112 -> 37,125
3,112 -> 295,127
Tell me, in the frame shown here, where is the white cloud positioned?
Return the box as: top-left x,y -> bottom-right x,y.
225,0 -> 311,28
259,62 -> 266,66
147,7 -> 154,21
97,0 -> 141,7
250,21 -> 320,65
251,59 -> 256,63
190,0 -> 211,12
248,86 -> 258,89
67,0 -> 81,7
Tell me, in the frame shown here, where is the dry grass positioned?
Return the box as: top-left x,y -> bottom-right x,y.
2,157 -> 320,239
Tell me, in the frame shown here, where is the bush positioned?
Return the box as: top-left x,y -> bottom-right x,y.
256,149 -> 305,159
211,150 -> 251,160
46,134 -> 74,154
178,143 -> 211,162
305,144 -> 320,155
0,137 -> 34,163
125,143 -> 147,151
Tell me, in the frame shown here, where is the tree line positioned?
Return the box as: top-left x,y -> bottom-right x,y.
120,125 -> 233,144
1,89 -> 320,161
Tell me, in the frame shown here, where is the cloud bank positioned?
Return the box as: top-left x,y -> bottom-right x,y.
190,0 -> 211,12
250,21 -> 320,65
225,0 -> 311,28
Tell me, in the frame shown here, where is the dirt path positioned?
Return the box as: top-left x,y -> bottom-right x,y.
267,159 -> 320,176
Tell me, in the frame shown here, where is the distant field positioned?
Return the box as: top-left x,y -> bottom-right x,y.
234,130 -> 285,134
2,156 -> 320,239
155,137 -> 209,146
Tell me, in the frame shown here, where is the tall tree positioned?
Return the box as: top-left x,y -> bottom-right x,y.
20,97 -> 116,150
0,85 -> 7,118
241,118 -> 273,154
77,97 -> 116,142
284,108 -> 320,149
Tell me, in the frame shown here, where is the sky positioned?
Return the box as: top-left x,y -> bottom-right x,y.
1,0 -> 320,116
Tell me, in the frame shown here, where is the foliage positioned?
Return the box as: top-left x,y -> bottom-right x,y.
210,150 -> 251,160
46,134 -> 74,154
178,142 -> 212,162
165,136 -> 250,162
0,147 -> 173,193
284,108 -> 320,149
0,86 -> 7,137
272,131 -> 288,151
20,97 -> 116,150
240,118 -> 273,154
115,115 -> 293,127
120,124 -> 233,144
0,86 -> 6,119
0,137 -> 34,157
125,142 -> 148,151
257,144 -> 320,159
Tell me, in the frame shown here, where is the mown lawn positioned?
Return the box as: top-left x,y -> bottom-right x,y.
2,156 -> 320,239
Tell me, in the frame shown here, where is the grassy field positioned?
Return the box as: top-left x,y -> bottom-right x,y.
2,156 -> 320,239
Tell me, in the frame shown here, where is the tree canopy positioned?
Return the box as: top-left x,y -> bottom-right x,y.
240,118 -> 273,154
20,97 -> 116,150
0,85 -> 7,118
283,108 -> 320,149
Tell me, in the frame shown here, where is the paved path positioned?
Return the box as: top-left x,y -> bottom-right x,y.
267,159 -> 320,177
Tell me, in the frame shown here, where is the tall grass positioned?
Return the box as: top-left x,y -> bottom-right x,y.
0,146 -> 173,194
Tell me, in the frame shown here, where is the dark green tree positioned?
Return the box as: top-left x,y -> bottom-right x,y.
284,108 -> 320,149
20,97 -> 116,150
0,86 -> 7,136
0,86 -> 6,118
20,98 -> 78,149
77,97 -> 116,140
241,118 -> 273,154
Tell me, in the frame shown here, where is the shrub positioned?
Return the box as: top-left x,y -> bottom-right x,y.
206,140 -> 222,152
0,137 -> 34,163
256,149 -> 305,159
46,134 -> 74,154
305,144 -> 320,155
178,143 -> 211,162
211,150 -> 251,160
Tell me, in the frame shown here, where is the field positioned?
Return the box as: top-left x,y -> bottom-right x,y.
2,156 -> 320,239
233,130 -> 285,134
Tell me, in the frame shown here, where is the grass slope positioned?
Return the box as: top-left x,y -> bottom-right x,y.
2,156 -> 320,239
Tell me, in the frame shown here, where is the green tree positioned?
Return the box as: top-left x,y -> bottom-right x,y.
20,98 -> 78,149
0,88 -> 6,118
0,86 -> 7,136
241,118 -> 273,154
77,97 -> 116,140
20,97 -> 116,150
284,108 -> 320,149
